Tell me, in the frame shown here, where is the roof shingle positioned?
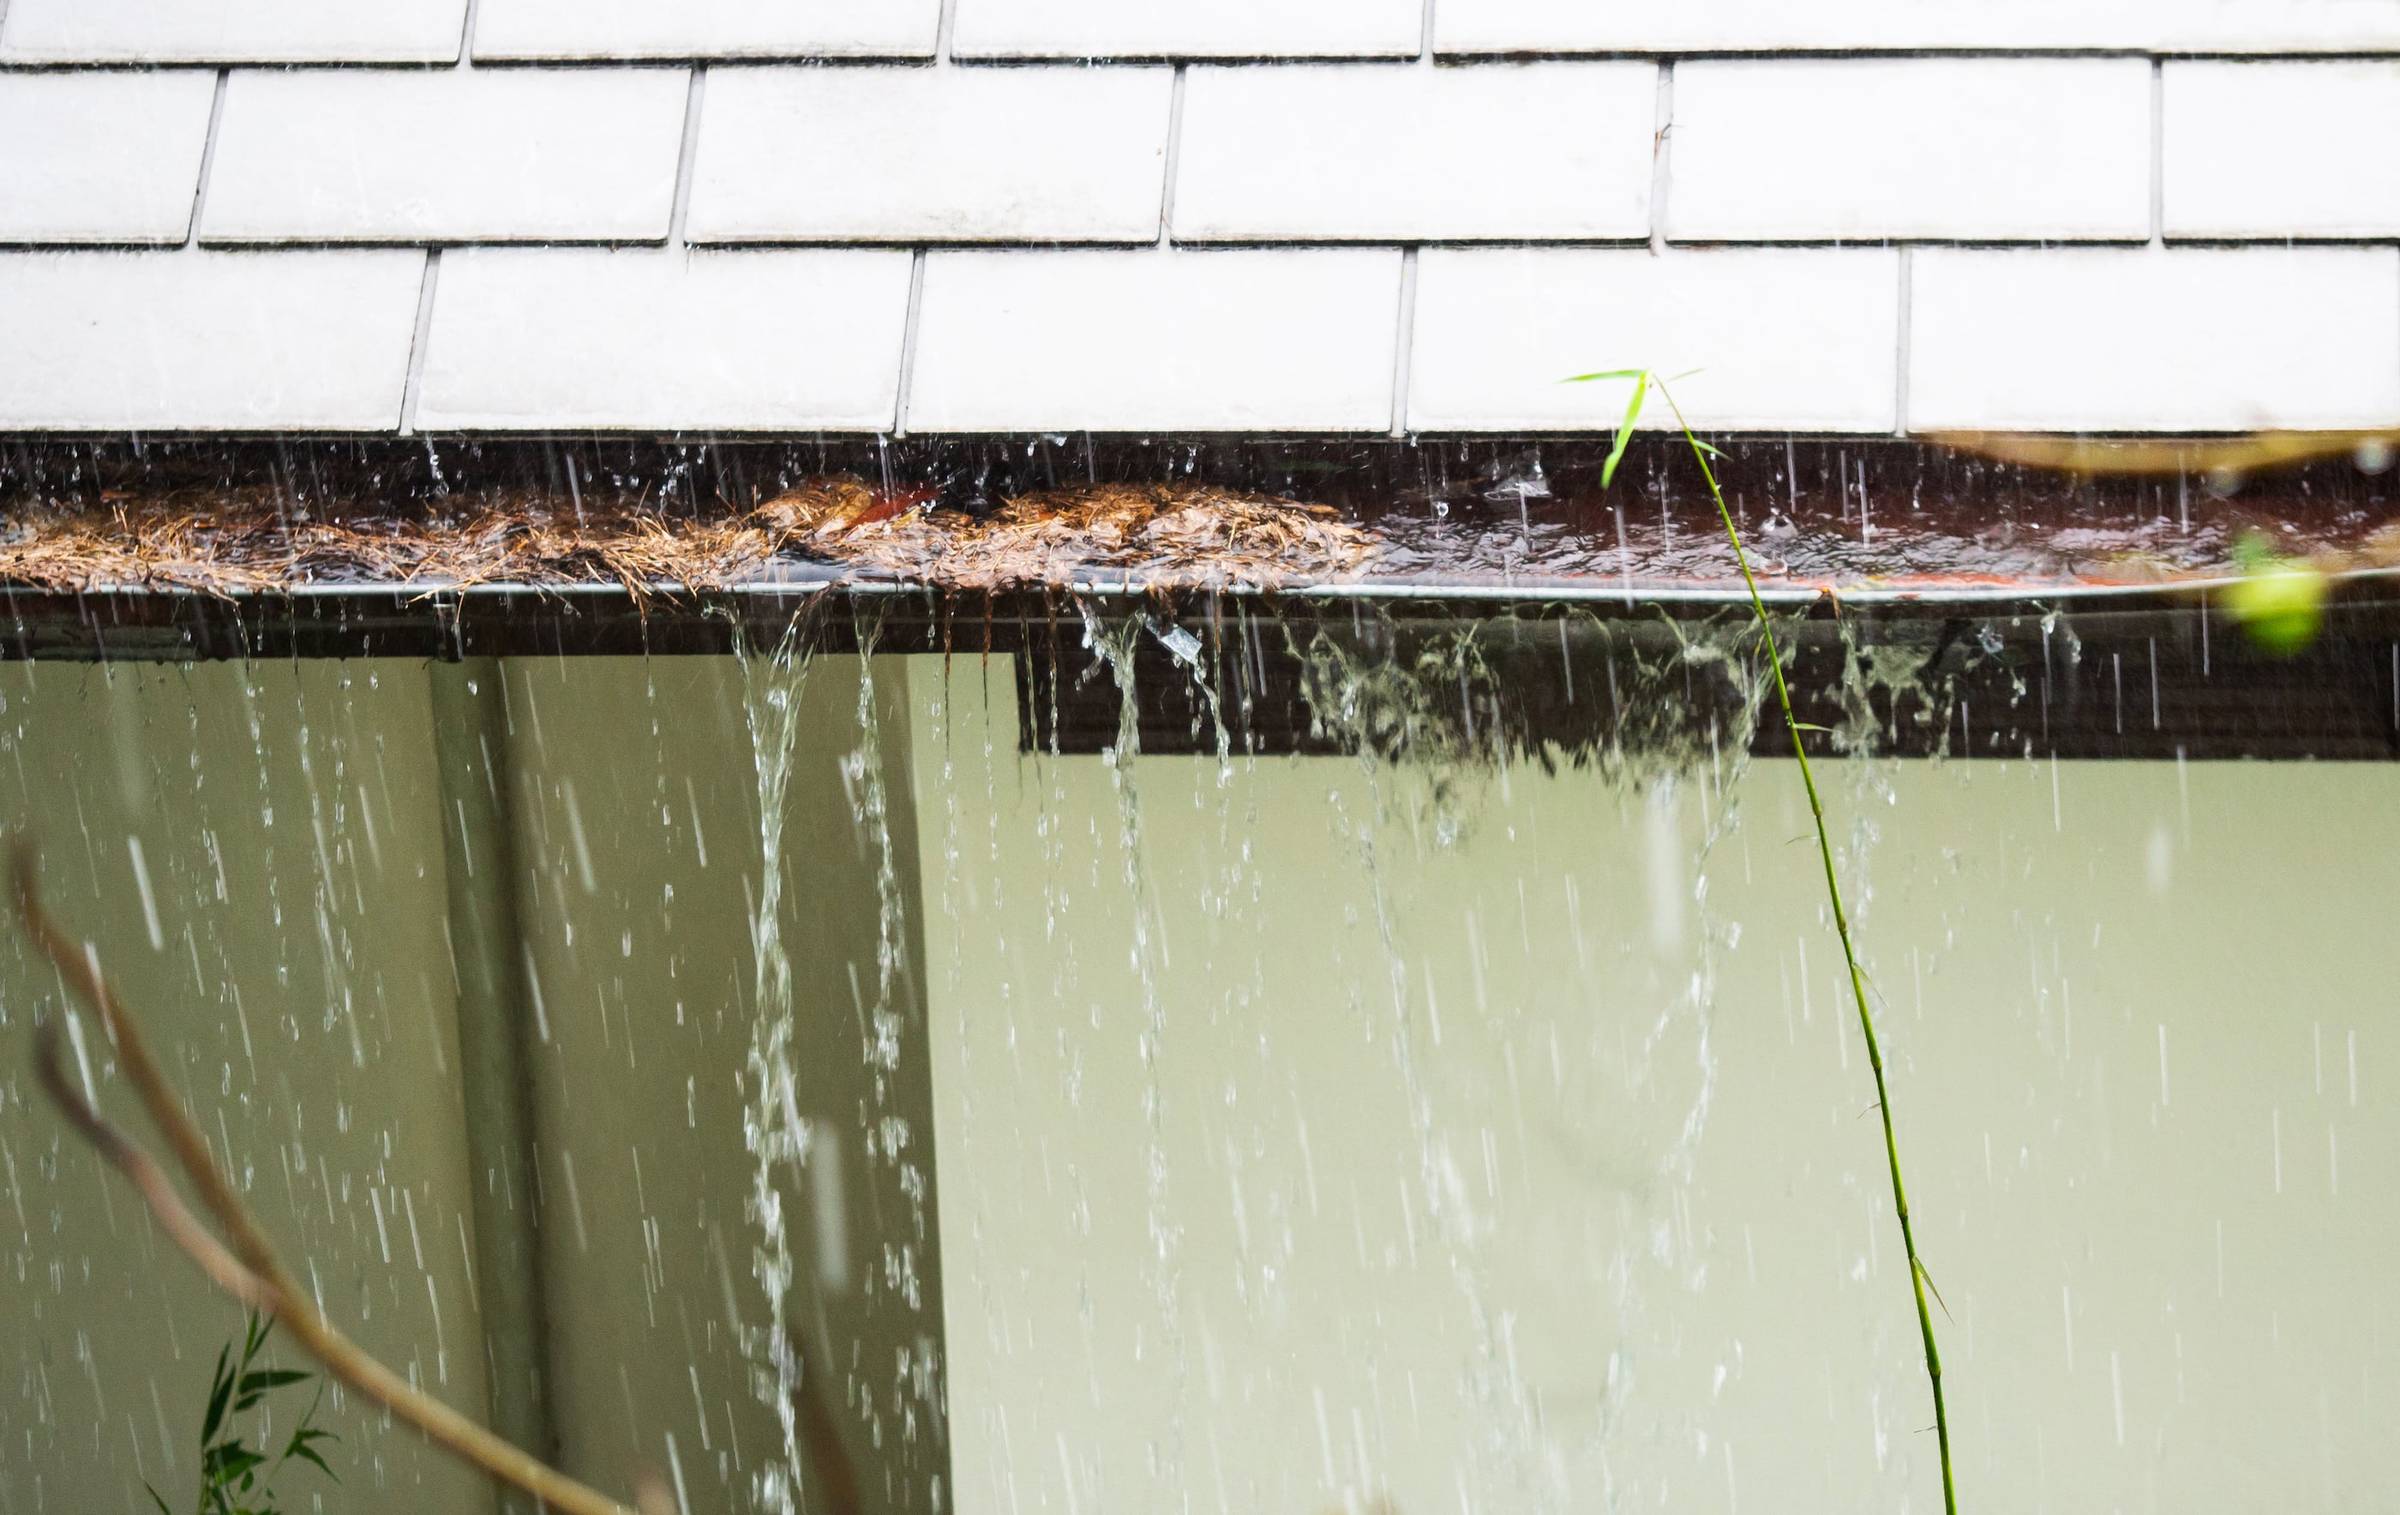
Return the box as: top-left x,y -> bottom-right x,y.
412,248 -> 913,431
0,250 -> 424,429
687,65 -> 1171,244
0,0 -> 467,63
201,68 -> 690,244
0,71 -> 216,244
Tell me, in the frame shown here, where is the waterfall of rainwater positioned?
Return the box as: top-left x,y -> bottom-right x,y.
1072,598 -> 1192,1487
1294,614 -> 1556,1509
1286,605 -> 1780,1511
735,613 -> 820,1515
836,612 -> 943,1487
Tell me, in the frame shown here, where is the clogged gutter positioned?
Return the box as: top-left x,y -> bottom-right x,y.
4,447 -> 2396,602
0,481 -> 1371,598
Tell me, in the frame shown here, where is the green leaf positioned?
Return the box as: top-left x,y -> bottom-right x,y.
233,1369 -> 311,1411
201,1344 -> 235,1445
1559,368 -> 1647,384
204,1443 -> 265,1480
143,1481 -> 172,1515
1600,370 -> 1650,490
2229,527 -> 2277,574
290,1441 -> 338,1481
1916,1256 -> 1956,1324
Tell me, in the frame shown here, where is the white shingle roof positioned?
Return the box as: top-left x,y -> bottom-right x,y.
201,69 -> 691,243
1,3 -> 2396,434
0,0 -> 468,63
0,250 -> 423,429
0,72 -> 216,243
1433,0 -> 2400,53
687,66 -> 1173,243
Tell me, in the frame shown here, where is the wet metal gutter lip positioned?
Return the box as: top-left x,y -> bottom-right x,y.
26,565 -> 2400,609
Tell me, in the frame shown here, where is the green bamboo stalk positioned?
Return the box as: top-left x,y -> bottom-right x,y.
1583,374 -> 1958,1513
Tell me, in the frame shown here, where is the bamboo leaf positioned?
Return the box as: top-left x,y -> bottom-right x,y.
1600,370 -> 1650,489
1917,1256 -> 1956,1324
203,1443 -> 264,1480
290,1441 -> 338,1481
239,1372 -> 311,1392
201,1344 -> 234,1445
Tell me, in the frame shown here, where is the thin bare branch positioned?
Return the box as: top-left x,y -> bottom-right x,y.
1930,428 -> 2398,478
12,836 -> 646,1515
32,1022 -> 275,1313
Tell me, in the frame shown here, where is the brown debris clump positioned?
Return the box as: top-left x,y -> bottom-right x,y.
0,480 -> 1371,597
756,481 -> 1372,589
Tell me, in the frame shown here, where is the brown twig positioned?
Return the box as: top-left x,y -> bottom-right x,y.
31,1022 -> 275,1311
11,838 -> 669,1515
1929,428 -> 2400,478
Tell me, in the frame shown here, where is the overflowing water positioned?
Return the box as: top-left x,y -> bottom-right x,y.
0,594 -> 2395,1515
736,617 -> 820,1515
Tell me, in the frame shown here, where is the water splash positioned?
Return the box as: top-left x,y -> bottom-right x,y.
735,610 -> 819,1515
1074,597 -> 1189,1487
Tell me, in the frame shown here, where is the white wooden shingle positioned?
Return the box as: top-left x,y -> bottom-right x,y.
471,0 -> 939,59
1670,60 -> 2150,242
950,0 -> 1421,59
0,251 -> 423,429
2165,63 -> 2400,239
0,72 -> 218,244
1408,249 -> 1901,432
1435,0 -> 2400,53
414,249 -> 913,431
0,7 -> 2388,440
907,250 -> 1401,432
0,0 -> 467,63
201,69 -> 689,244
688,66 -> 1171,243
1908,248 -> 2400,431
1173,63 -> 1654,242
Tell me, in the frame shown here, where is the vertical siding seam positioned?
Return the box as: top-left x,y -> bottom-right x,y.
1157,64 -> 1189,246
398,249 -> 442,435
1390,246 -> 1419,437
182,69 -> 230,248
668,66 -> 707,247
2148,57 -> 2166,246
935,0 -> 960,62
1894,246 -> 1914,436
1419,0 -> 1437,62
892,249 -> 928,437
1648,61 -> 1674,255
